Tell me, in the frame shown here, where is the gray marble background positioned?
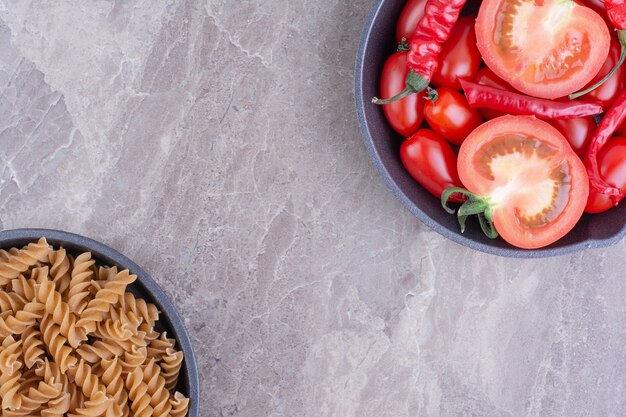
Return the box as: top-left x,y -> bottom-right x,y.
0,1 -> 623,416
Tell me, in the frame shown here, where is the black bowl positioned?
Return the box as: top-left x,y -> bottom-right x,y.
0,228 -> 200,416
355,0 -> 626,258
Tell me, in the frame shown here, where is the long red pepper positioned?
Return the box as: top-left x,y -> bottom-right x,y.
571,0 -> 626,99
584,89 -> 626,204
459,80 -> 604,120
372,0 -> 466,105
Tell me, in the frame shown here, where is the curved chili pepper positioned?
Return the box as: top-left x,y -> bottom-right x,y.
584,89 -> 626,204
372,0 -> 466,105
571,1 -> 626,99
460,80 -> 604,120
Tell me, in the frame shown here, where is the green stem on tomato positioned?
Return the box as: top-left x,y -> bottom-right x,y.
569,30 -> 626,101
441,187 -> 499,239
424,86 -> 438,103
372,70 -> 430,105
397,37 -> 410,52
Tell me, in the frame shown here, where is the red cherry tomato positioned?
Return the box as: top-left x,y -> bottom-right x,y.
423,87 -> 483,146
431,16 -> 481,90
400,129 -> 465,202
380,52 -> 425,137
396,0 -> 427,43
457,116 -> 589,249
472,67 -> 515,120
548,117 -> 596,159
476,0 -> 611,99
583,37 -> 626,108
585,136 -> 626,213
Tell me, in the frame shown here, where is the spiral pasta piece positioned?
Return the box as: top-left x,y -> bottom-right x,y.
66,253 -> 95,315
95,318 -> 133,342
76,340 -> 124,364
147,332 -> 176,361
170,391 -> 190,417
10,379 -> 61,416
67,390 -> 113,417
142,358 -> 172,417
101,357 -> 129,417
120,345 -> 147,375
119,293 -> 158,328
0,302 -> 44,339
76,270 -> 136,332
0,336 -> 22,410
48,248 -> 72,296
125,367 -> 154,417
0,238 -> 51,286
35,274 -> 87,348
40,315 -> 77,373
66,359 -> 106,400
161,347 -> 184,391
21,327 -> 45,369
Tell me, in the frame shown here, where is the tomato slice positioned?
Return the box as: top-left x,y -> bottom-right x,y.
456,116 -> 589,249
476,0 -> 610,99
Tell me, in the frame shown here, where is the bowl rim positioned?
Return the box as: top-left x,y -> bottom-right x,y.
0,228 -> 200,416
354,0 -> 626,258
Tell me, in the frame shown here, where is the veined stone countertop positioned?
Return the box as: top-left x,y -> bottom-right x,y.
0,1 -> 624,416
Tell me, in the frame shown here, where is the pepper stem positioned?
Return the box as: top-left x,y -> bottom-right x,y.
397,37 -> 410,52
441,187 -> 499,240
372,70 -> 430,105
569,30 -> 626,100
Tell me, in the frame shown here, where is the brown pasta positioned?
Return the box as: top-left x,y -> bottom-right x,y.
21,327 -> 45,369
170,391 -> 190,417
0,238 -> 190,416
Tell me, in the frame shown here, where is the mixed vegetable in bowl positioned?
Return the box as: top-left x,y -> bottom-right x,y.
372,0 -> 626,249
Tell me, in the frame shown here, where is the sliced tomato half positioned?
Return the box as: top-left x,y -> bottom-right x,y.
444,116 -> 589,249
476,0 -> 610,99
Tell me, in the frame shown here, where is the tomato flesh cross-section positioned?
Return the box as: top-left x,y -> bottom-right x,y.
448,116 -> 589,249
476,0 -> 610,99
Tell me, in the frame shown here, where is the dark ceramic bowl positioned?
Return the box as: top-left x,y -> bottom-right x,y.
355,0 -> 626,258
0,228 -> 200,416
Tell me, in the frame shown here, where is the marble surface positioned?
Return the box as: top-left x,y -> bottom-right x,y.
0,1 -> 624,416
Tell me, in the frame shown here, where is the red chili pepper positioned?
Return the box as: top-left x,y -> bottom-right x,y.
372,0 -> 466,105
570,1 -> 626,99
584,89 -> 626,204
459,80 -> 604,120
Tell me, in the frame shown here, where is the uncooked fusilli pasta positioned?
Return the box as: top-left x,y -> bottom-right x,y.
0,238 -> 190,416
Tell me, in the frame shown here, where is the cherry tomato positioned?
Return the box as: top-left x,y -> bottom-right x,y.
431,16 -> 481,90
476,0 -> 611,99
457,116 -> 589,249
380,52 -> 425,137
548,117 -> 596,159
423,87 -> 483,146
585,136 -> 626,213
400,129 -> 465,202
583,37 -> 626,108
396,0 -> 427,43
472,67 -> 515,120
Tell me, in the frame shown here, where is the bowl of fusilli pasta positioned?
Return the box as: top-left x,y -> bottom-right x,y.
0,228 -> 199,417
